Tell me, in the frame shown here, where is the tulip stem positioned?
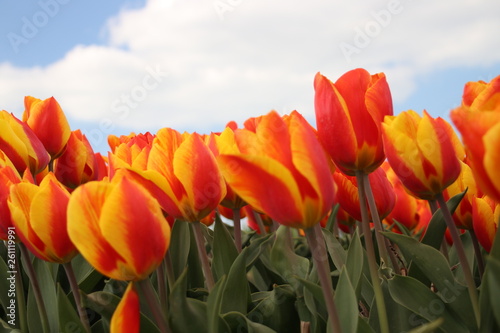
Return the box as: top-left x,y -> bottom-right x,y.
362,173 -> 399,274
164,250 -> 176,289
469,229 -> 484,279
191,221 -> 215,291
253,210 -> 267,235
436,192 -> 480,326
156,258 -> 168,316
19,243 -> 50,333
355,171 -> 389,333
63,262 -> 91,333
305,224 -> 342,333
136,279 -> 171,333
232,208 -> 242,252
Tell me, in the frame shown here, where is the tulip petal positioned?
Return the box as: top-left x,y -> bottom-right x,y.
218,154 -> 306,228
110,282 -> 140,333
483,122 -> 500,200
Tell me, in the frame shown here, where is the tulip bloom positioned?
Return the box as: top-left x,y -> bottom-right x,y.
333,167 -> 395,222
314,69 -> 393,175
0,110 -> 50,176
110,283 -> 140,333
7,173 -> 77,263
0,154 -> 21,240
67,171 -> 170,281
218,111 -> 334,229
472,195 -> 499,252
451,75 -> 500,202
382,110 -> 462,200
23,96 -> 71,158
54,130 -> 98,189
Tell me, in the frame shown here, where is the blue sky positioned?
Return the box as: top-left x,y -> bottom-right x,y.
1,0 -> 499,154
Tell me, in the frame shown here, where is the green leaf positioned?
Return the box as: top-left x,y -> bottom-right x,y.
168,220 -> 191,280
33,259 -> 58,332
222,311 -> 277,333
421,191 -> 467,250
26,285 -> 41,333
212,217 -> 239,281
486,257 -> 500,327
220,247 -> 251,314
57,284 -> 86,333
206,275 -> 231,333
334,267 -> 358,333
270,226 -> 309,294
346,229 -> 364,293
0,253 -> 12,311
83,290 -> 159,333
70,254 -> 104,294
322,228 -> 347,271
326,204 -> 339,234
247,284 -> 299,333
407,318 -> 445,333
168,268 -> 207,333
388,275 -> 468,332
479,226 -> 500,332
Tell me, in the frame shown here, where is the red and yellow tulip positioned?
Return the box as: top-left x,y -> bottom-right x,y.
218,111 -> 334,229
382,110 -> 462,200
451,75 -> 500,202
67,170 -> 170,280
23,96 -> 71,158
110,283 -> 140,333
472,195 -> 499,252
314,69 -> 393,175
0,153 -> 21,240
7,172 -> 77,263
0,110 -> 50,176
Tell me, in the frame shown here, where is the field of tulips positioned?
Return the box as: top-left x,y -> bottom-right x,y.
1,68 -> 499,333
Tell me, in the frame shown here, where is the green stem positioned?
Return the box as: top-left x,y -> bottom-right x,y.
362,173 -> 399,274
252,210 -> 267,235
232,208 -> 242,253
469,229 -> 484,279
191,221 -> 215,291
305,224 -> 342,333
355,171 -> 389,333
63,262 -> 91,333
136,279 -> 171,333
436,192 -> 480,326
164,250 -> 176,289
19,243 -> 50,333
156,258 -> 168,317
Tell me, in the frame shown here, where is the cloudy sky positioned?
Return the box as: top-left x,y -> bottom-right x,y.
1,0 -> 499,153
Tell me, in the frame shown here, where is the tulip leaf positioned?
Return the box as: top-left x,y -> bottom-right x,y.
388,275 -> 468,332
206,275 -> 231,333
325,204 -> 339,234
56,284 -> 86,333
83,290 -> 159,333
479,227 -> 500,332
247,284 -> 299,332
382,231 -> 476,331
486,257 -> 500,328
270,226 -> 309,293
321,228 -> 347,271
212,217 -> 238,281
168,267 -> 207,333
0,254 -> 11,311
186,223 -> 206,289
447,232 -> 475,284
346,229 -> 364,293
222,311 -> 277,333
168,219 -> 191,280
334,267 -> 358,333
26,285 -> 42,333
220,247 -> 251,314
357,317 -> 375,333
33,259 -> 58,332
295,276 -> 325,315
421,191 -> 467,250
70,254 -> 104,294
407,318 -> 445,333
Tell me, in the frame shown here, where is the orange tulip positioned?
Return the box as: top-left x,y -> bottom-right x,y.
382,110 -> 462,200
108,132 -> 153,179
23,96 -> 71,158
110,283 -> 140,333
54,130 -> 98,189
450,75 -> 500,202
7,173 -> 77,263
218,111 -> 334,229
314,69 -> 393,175
0,153 -> 21,240
472,195 -> 499,252
333,167 -> 395,222
67,170 -> 170,281
0,110 -> 50,176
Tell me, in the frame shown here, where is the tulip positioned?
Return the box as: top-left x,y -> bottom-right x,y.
67,171 -> 170,281
8,172 -> 77,263
0,110 -> 50,176
472,195 -> 499,253
54,130 -> 98,189
0,154 -> 21,240
382,110 -> 462,200
450,75 -> 500,202
110,283 -> 140,333
333,167 -> 395,222
218,110 -> 334,229
23,96 -> 71,158
314,69 -> 393,175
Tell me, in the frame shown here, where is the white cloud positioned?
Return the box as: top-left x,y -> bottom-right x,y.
0,0 -> 499,140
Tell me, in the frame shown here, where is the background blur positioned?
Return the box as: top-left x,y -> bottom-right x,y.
1,0 -> 499,153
